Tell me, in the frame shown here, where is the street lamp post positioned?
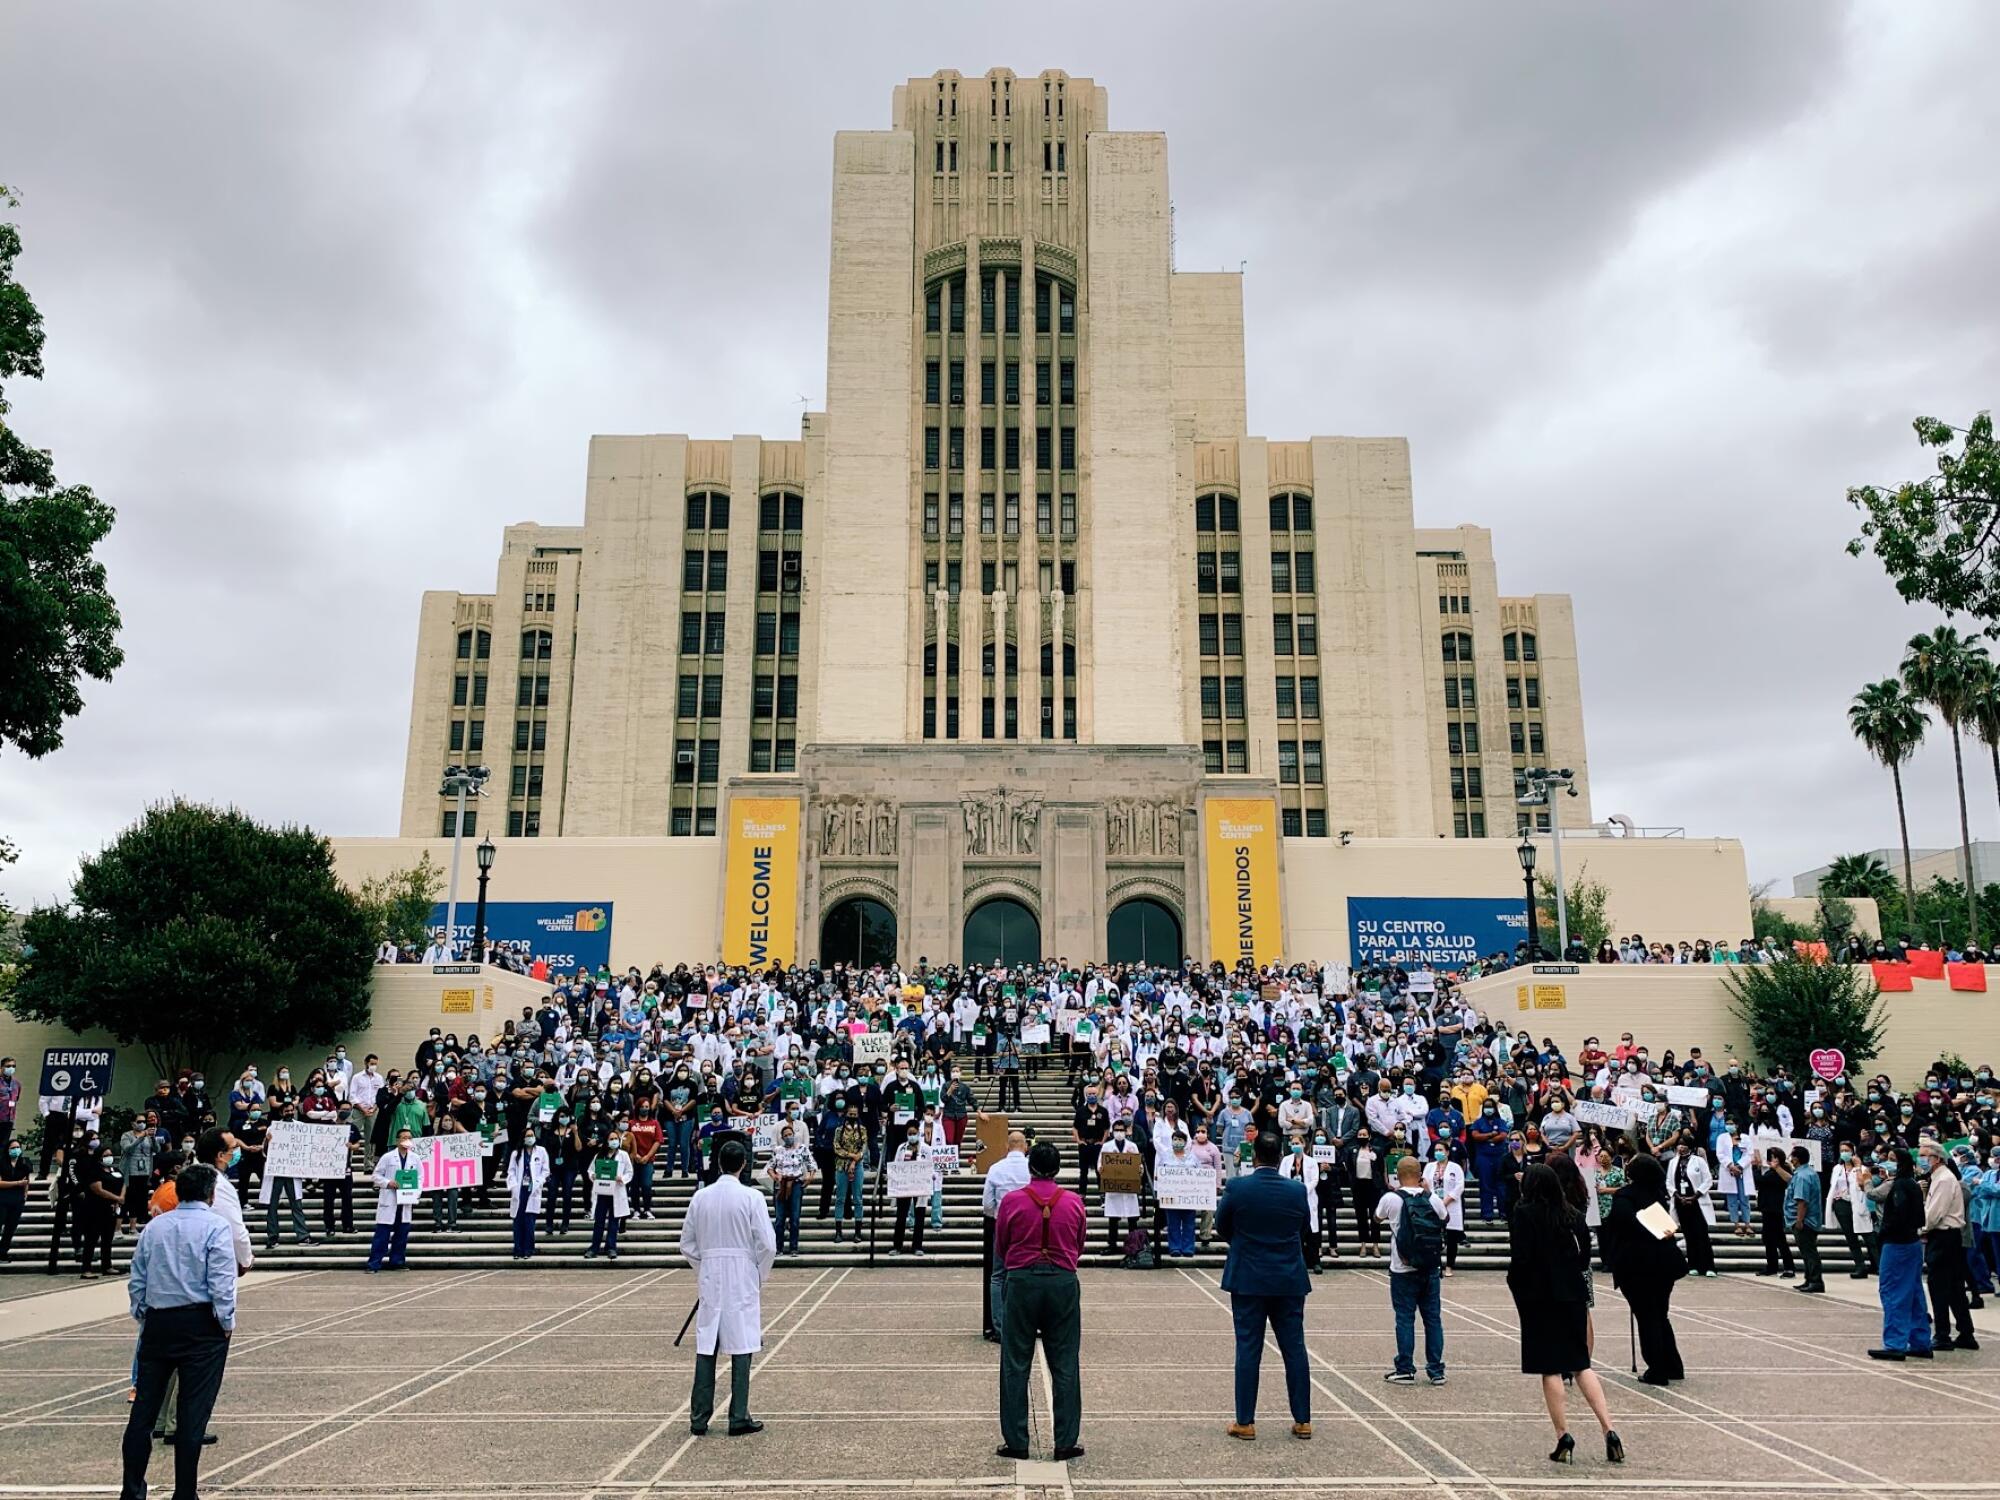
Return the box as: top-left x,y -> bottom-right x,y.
1519,767 -> 1578,958
439,765 -> 490,959
1517,836 -> 1541,959
472,836 -> 496,964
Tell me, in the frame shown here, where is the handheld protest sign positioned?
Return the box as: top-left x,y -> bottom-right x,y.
1098,1151 -> 1145,1195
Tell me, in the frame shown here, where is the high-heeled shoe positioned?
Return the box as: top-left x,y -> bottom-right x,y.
1549,1432 -> 1575,1464
1605,1430 -> 1626,1464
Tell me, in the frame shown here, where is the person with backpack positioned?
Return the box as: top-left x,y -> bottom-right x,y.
1376,1156 -> 1448,1385
1216,1129 -> 1314,1440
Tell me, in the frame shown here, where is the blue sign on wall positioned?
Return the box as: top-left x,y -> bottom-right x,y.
1348,897 -> 1528,971
427,901 -> 614,973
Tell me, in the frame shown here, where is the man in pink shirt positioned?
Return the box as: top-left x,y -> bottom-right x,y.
994,1141 -> 1086,1463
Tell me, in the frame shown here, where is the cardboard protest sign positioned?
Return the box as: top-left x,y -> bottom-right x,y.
265,1122 -> 350,1179
1021,1023 -> 1052,1045
1573,1100 -> 1635,1131
1098,1152 -> 1144,1195
853,1033 -> 893,1067
1156,1163 -> 1218,1211
887,1160 -> 933,1198
925,1144 -> 961,1174
1665,1085 -> 1711,1108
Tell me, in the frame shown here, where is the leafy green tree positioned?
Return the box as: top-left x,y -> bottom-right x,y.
5,800 -> 375,1080
0,186 -> 123,758
1751,900 -> 1817,947
1850,413 -> 2000,629
1535,869 -> 1612,954
1902,626 -> 1990,946
352,852 -> 443,952
1848,677 -> 1927,920
1725,958 -> 1887,1082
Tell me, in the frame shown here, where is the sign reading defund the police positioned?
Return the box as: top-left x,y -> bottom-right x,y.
425,901 -> 613,973
41,1048 -> 114,1099
723,797 -> 799,968
1203,797 -> 1282,967
1347,897 -> 1529,971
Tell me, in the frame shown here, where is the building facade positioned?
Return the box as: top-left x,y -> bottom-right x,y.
398,67 -> 1593,967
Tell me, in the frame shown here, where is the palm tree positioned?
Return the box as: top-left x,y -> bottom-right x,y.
1820,852 -> 1900,911
1969,658 -> 2000,833
1848,678 -> 1928,927
1901,627 -> 1993,946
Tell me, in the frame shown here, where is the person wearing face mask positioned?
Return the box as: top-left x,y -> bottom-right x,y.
1830,1143 -> 1877,1277
584,1128 -> 634,1261
506,1127 -> 550,1260
76,1135 -> 122,1278
1752,1148 -> 1798,1279
1468,1100 -> 1509,1223
767,1123 -> 812,1255
0,1134 -> 29,1257
1072,1088 -> 1110,1200
1918,1141 -> 1977,1350
366,1127 -> 420,1273
1422,1140 -> 1467,1276
1967,1148 -> 2000,1299
1714,1118 -> 1752,1236
1865,1146 -> 1934,1359
1100,1118 -> 1144,1256
1276,1131 -> 1323,1271
1667,1142 -> 1718,1277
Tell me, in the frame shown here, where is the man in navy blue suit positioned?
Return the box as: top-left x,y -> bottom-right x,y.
1215,1128 -> 1313,1440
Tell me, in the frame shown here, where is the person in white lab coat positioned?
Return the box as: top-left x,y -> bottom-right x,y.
366,1128 -> 418,1272
1422,1147 -> 1467,1276
1276,1135 -> 1324,1268
1666,1142 -> 1717,1276
585,1131 -> 634,1261
1829,1146 -> 1876,1277
507,1131 -> 551,1261
1099,1122 -> 1144,1256
679,1139 -> 777,1437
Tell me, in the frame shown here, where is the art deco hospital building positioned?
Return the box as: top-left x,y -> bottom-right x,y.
380,69 -> 1699,974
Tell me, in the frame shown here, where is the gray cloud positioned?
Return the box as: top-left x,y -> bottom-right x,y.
1,0 -> 1997,908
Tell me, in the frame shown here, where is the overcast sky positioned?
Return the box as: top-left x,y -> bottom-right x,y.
2,1 -> 1997,907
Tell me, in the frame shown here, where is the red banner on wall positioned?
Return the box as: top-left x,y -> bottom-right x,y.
1909,949 -> 1946,980
1947,962 -> 1988,993
1871,960 -> 1915,992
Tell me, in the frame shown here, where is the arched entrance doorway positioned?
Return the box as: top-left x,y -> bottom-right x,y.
963,897 -> 1040,967
1107,897 -> 1182,965
820,897 -> 897,970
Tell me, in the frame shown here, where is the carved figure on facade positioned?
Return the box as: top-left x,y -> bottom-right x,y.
962,786 -> 1042,857
817,796 -> 897,858
1107,798 -> 1188,857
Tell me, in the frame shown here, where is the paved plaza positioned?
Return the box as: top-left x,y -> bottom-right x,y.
4,1264 -> 1999,1499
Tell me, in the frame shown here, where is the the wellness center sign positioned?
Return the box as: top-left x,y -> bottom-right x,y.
724,796 -> 799,967
426,902 -> 613,973
1348,896 -> 1527,971
1203,797 -> 1282,966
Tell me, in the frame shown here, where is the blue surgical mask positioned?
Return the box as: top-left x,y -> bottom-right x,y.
227,1147 -> 242,1168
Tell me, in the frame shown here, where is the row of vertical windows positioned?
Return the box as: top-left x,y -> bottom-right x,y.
454,629 -> 491,659
447,719 -> 485,753
1269,493 -> 1314,531
926,276 -> 1073,334
1508,722 -> 1547,756
1439,591 -> 1471,614
680,612 -> 728,655
452,674 -> 487,708
926,559 -> 1074,594
1271,551 -> 1316,593
1441,631 -> 1474,663
1506,677 -> 1543,710
1276,741 -> 1324,785
1447,722 -> 1482,755
755,611 -> 802,655
1202,741 -> 1249,774
1502,631 -> 1539,662
925,359 -> 1075,405
1449,767 -> 1485,800
683,549 -> 728,592
1282,808 -> 1331,838
1272,614 -> 1318,655
924,425 -> 1077,471
1194,494 -> 1240,532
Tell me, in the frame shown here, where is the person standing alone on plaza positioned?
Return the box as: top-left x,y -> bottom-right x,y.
1217,1128 -> 1314,1440
1507,1164 -> 1623,1465
994,1140 -> 1085,1463
120,1163 -> 236,1500
1377,1156 -> 1449,1386
680,1139 -> 776,1437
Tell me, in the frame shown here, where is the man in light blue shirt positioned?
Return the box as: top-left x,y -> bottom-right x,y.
121,1162 -> 237,1500
1783,1146 -> 1825,1295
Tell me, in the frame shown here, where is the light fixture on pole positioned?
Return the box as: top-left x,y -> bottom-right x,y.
438,765 -> 490,960
1518,767 -> 1578,956
472,835 -> 497,964
1517,835 -> 1541,959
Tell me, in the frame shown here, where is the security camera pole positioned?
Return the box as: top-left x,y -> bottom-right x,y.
439,765 -> 490,959
1519,767 -> 1578,956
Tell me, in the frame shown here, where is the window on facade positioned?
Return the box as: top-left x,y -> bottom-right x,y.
925,360 -> 940,405
1300,675 -> 1319,718
1009,495 -> 1023,535
442,810 -> 477,837
756,612 -> 777,654
1306,809 -> 1327,838
1510,722 -> 1525,754
760,494 -> 781,531
753,675 -> 774,717
948,495 -> 963,536
1526,678 -> 1542,709
678,674 -> 699,717
1470,812 -> 1486,837
1226,741 -> 1248,773
452,674 -> 468,707
1462,722 -> 1477,752
923,497 -> 939,537
1220,552 -> 1240,592
925,428 -> 940,470
947,561 -> 961,595
1447,723 -> 1462,755
1276,678 -> 1295,718
704,612 -> 726,654
1224,677 -> 1245,719
1293,494 -> 1313,530
671,808 -> 692,836
1467,768 -> 1484,799
1454,813 -> 1469,838
779,611 -> 800,655
468,720 -> 483,752
758,551 -> 779,591
531,720 -> 546,751
949,428 -> 964,470
508,809 -> 524,837
1450,767 -> 1466,800
707,551 -> 727,591
927,287 -> 942,332
1507,678 -> 1521,710
686,492 -> 707,529
1283,807 -> 1303,837
1444,679 -> 1460,710
696,806 -> 718,836
1197,552 -> 1217,592
1199,614 -> 1219,655
1059,361 -> 1075,403
1037,359 -> 1051,404
1196,494 -> 1215,531
701,675 -> 723,717
1203,739 -> 1224,773
1004,361 -> 1019,404
777,675 -> 798,718
697,740 -> 720,784
1032,426 -> 1049,469
1269,495 -> 1289,532
980,427 -> 996,471
775,739 -> 796,772
682,551 -> 704,592
1200,675 -> 1221,718
1059,427 -> 1075,469
510,764 -> 527,797
1529,723 -> 1545,755
456,630 -> 472,659
1503,633 -> 1518,662
1058,290 -> 1074,332
750,742 -> 772,772
1060,561 -> 1075,593
948,361 -> 964,405
514,719 -> 530,751
1271,553 -> 1291,593
449,720 -> 465,751
521,631 -> 551,661
784,494 -> 801,530
1005,427 -> 1021,470
1060,493 -> 1076,536
1273,613 -> 1293,655
1296,615 -> 1318,655
1222,613 -> 1243,655
709,494 -> 729,529
1521,633 -> 1538,662
1443,632 -> 1471,663
1294,551 -> 1315,593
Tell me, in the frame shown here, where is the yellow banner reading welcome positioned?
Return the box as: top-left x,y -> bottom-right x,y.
722,797 -> 799,968
1204,797 -> 1282,966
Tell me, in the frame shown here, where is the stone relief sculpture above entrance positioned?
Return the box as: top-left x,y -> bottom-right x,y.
1106,797 -> 1187,858
961,786 -> 1042,857
817,796 -> 898,858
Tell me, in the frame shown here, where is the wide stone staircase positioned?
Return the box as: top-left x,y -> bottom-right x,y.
1,1066 -> 1869,1277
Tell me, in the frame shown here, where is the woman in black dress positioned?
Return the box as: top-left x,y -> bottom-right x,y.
1508,1163 -> 1623,1464
1601,1151 -> 1689,1385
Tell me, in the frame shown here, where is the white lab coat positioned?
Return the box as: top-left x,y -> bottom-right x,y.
1100,1138 -> 1143,1219
1277,1151 -> 1322,1232
1715,1132 -> 1750,1195
255,1170 -> 304,1207
589,1149 -> 634,1218
1831,1162 -> 1874,1232
1667,1153 -> 1717,1225
679,1173 -> 777,1356
371,1146 -> 419,1225
1422,1159 -> 1466,1230
507,1145 -> 551,1216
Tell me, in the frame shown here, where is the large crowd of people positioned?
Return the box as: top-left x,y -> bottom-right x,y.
7,950 -> 1999,1371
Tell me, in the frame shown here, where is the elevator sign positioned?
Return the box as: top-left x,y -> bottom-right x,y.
41,1048 -> 116,1099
